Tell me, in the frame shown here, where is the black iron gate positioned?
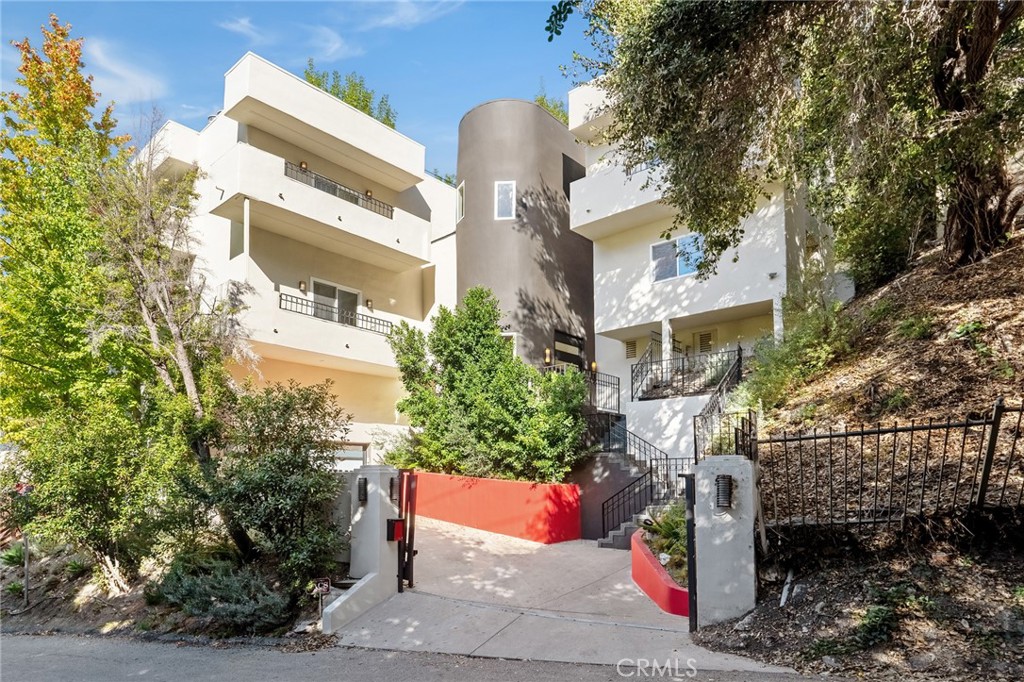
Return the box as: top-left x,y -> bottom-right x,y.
397,469 -> 417,592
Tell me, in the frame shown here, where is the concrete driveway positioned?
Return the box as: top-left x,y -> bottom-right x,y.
334,518 -> 791,674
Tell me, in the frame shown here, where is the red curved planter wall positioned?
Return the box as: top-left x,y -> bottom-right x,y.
631,529 -> 689,617
414,471 -> 581,544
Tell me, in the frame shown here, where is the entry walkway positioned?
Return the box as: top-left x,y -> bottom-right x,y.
335,518 -> 791,673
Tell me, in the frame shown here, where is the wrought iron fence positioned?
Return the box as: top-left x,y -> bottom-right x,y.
279,292 -> 393,335
542,364 -> 620,414
633,349 -> 738,401
757,399 -> 1024,529
284,161 -> 395,219
695,409 -> 758,461
600,457 -> 690,536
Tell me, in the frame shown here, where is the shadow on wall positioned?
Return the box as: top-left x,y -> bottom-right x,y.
511,180 -> 594,365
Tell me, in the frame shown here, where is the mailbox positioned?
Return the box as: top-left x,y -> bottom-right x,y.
387,518 -> 405,542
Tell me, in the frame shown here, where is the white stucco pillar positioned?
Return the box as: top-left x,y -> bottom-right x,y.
772,294 -> 784,341
242,196 -> 251,282
322,465 -> 401,634
695,456 -> 757,628
661,318 -> 674,362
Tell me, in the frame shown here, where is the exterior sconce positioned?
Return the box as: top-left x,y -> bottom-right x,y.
715,474 -> 734,509
357,477 -> 368,503
299,161 -> 308,170
389,476 -> 399,502
365,299 -> 374,311
590,361 -> 598,372
365,189 -> 373,198
298,280 -> 307,293
544,347 -> 552,365
768,272 -> 778,280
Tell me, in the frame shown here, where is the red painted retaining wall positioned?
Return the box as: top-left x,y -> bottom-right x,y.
631,529 -> 689,617
414,471 -> 581,543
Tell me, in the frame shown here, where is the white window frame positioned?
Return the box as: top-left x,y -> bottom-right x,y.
456,181 -> 465,223
650,234 -> 703,283
501,332 -> 519,357
494,180 -> 516,221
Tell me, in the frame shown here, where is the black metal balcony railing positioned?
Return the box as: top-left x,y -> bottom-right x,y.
284,161 -> 394,220
632,349 -> 739,401
541,364 -> 621,414
279,292 -> 393,336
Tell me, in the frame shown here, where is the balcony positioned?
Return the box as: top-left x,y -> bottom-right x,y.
151,121 -> 199,177
279,293 -> 392,336
223,53 -> 424,192
570,164 -> 674,240
568,81 -> 613,142
207,143 -> 430,270
284,162 -> 393,219
242,289 -> 398,376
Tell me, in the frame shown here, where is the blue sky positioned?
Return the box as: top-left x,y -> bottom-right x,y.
1,1 -> 593,173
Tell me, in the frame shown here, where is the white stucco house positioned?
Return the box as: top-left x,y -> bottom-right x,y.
150,53 -> 459,469
567,81 -> 846,457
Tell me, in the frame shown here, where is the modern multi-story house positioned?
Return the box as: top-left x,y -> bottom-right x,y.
566,81 -> 845,458
153,53 -> 458,469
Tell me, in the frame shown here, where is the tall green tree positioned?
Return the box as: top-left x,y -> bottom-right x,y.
387,287 -> 588,483
535,81 -> 569,125
548,1 -> 1024,288
303,58 -> 397,128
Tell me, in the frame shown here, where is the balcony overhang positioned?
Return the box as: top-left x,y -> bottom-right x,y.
247,340 -> 399,379
572,199 -> 675,241
223,53 -> 425,192
213,194 -> 428,271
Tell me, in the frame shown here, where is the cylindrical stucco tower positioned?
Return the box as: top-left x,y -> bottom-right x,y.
456,99 -> 594,368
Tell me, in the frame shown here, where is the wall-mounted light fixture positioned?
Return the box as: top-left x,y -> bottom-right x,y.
298,280 -> 307,293
278,193 -> 285,200
389,477 -> 399,502
591,361 -> 598,372
544,347 -> 552,365
299,161 -> 308,171
357,477 -> 368,503
715,474 -> 734,509
768,272 -> 778,280
365,299 -> 374,311
365,189 -> 373,198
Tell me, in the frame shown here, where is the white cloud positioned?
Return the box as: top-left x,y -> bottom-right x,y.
84,39 -> 168,105
359,1 -> 465,32
307,26 -> 365,62
217,17 -> 271,45
176,103 -> 219,122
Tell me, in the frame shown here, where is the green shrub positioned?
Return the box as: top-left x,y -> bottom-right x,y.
387,287 -> 589,482
4,581 -> 24,598
742,301 -> 854,409
882,388 -> 912,412
646,504 -> 687,558
216,380 -> 346,593
1,542 -> 25,567
950,320 -> 991,357
896,314 -> 935,340
161,555 -> 290,635
853,605 -> 898,648
64,558 -> 90,579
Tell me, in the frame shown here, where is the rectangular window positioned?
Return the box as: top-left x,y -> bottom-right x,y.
330,443 -> 367,472
694,329 -> 717,354
651,234 -> 704,282
456,181 -> 465,223
494,180 -> 515,220
311,278 -> 360,325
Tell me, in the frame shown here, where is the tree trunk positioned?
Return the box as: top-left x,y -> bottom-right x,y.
189,437 -> 256,561
95,552 -> 132,596
944,161 -> 1017,266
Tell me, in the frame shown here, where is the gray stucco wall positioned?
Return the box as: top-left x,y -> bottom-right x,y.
568,454 -> 639,540
456,99 -> 593,367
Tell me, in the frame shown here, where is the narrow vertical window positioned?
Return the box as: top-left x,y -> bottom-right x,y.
456,181 -> 465,223
494,180 -> 515,220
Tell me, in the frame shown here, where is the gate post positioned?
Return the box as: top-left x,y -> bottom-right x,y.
975,397 -> 1005,509
694,456 -> 757,628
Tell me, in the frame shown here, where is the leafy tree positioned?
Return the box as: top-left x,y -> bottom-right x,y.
303,58 -> 397,128
535,81 -> 568,125
387,287 -> 588,483
548,1 -> 1024,288
0,17 -> 255,586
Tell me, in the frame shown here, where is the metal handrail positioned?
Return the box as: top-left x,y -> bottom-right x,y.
541,364 -> 621,414
630,332 -> 661,401
633,349 -> 738,401
284,161 -> 394,219
279,292 -> 393,335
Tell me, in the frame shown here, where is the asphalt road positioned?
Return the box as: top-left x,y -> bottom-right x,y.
0,634 -> 821,682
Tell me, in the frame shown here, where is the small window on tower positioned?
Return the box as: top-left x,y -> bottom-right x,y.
494,181 -> 516,220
